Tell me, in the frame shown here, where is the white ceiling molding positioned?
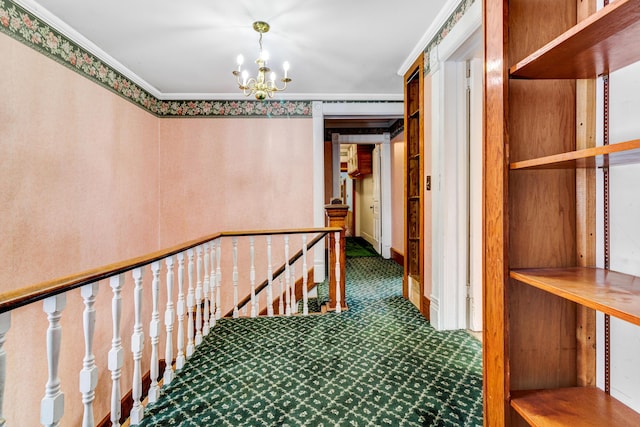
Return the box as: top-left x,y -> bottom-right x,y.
159,93 -> 404,102
14,0 -> 163,99
397,0 -> 465,77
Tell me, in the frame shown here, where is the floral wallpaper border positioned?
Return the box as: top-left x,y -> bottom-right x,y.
423,0 -> 476,74
0,0 -> 312,117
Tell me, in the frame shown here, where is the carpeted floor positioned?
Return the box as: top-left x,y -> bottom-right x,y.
345,237 -> 379,258
139,257 -> 483,426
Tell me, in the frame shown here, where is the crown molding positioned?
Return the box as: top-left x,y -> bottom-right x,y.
397,0 -> 463,76
160,92 -> 404,102
13,0 -> 162,99
2,0 -> 403,116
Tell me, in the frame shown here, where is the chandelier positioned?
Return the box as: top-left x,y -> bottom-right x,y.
232,21 -> 291,100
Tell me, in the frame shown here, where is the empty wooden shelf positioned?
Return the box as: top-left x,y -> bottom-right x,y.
510,0 -> 640,79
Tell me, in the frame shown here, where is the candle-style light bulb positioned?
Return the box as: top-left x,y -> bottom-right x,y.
283,61 -> 290,78
236,55 -> 244,72
241,70 -> 249,86
270,72 -> 276,84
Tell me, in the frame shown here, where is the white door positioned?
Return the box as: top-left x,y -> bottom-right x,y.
372,145 -> 382,254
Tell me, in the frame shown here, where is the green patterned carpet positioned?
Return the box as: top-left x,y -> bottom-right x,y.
140,257 -> 483,426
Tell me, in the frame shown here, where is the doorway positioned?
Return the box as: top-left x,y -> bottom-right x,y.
311,102 -> 403,282
429,0 -> 482,331
340,144 -> 382,254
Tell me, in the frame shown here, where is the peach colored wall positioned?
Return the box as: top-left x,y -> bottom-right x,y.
158,118 -> 313,246
391,132 -> 405,254
1,32 -> 314,426
1,34 -> 159,427
423,76 -> 433,300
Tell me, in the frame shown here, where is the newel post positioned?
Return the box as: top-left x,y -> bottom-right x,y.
324,199 -> 348,312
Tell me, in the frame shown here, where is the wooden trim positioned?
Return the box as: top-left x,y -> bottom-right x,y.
97,361 -> 166,427
0,226 -> 341,314
390,247 -> 404,266
421,295 -> 430,321
483,0 -> 509,423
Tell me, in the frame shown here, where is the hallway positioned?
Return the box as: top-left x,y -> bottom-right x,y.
139,257 -> 483,426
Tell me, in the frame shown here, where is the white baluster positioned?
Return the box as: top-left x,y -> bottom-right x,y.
80,283 -> 99,427
202,243 -> 210,336
334,231 -> 342,314
175,253 -> 186,370
195,246 -> 203,345
215,240 -> 222,320
163,256 -> 175,385
209,242 -> 216,328
41,294 -> 66,427
302,235 -> 309,315
129,268 -> 144,425
278,277 -> 284,315
291,264 -> 298,314
284,236 -> 291,316
186,249 -> 195,358
0,312 -> 11,427
232,237 -> 239,318
250,236 -> 257,317
108,275 -> 124,427
148,262 -> 161,403
266,236 -> 274,317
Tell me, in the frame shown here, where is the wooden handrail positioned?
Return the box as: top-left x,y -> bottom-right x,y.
229,231 -> 330,317
0,227 -> 341,314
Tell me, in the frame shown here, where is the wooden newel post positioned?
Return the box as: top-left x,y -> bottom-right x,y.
325,199 -> 348,312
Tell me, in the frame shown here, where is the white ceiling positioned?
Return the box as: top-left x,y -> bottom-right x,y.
23,0 -> 453,101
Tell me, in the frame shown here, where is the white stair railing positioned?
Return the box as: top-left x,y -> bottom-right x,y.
129,267 -> 145,425
186,249 -> 195,358
148,261 -> 161,403
175,253 -> 186,370
41,294 -> 66,427
0,227 -> 342,426
80,283 -> 99,427
108,275 -> 124,427
163,256 -> 175,385
202,243 -> 210,336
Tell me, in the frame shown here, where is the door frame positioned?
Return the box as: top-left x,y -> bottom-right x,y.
428,0 -> 482,330
332,133 -> 391,257
312,102 -> 402,283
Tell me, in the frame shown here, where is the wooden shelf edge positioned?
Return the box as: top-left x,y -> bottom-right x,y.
510,139 -> 640,170
510,267 -> 640,326
510,0 -> 640,79
511,387 -> 640,426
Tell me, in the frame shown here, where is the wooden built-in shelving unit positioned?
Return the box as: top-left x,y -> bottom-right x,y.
511,267 -> 640,326
484,0 -> 640,425
510,139 -> 640,169
510,0 -> 640,79
510,388 -> 640,426
403,54 -> 424,315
